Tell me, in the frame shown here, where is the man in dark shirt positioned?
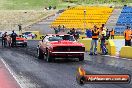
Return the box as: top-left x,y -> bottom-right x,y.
11,30 -> 17,47
100,32 -> 108,55
2,32 -> 7,47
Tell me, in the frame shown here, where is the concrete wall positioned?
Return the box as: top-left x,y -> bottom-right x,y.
79,38 -> 116,56
120,46 -> 132,59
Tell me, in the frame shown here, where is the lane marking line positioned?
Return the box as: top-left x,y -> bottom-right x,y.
1,58 -> 23,88
103,55 -> 132,61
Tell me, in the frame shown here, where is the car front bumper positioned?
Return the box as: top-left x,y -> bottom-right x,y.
50,52 -> 85,58
16,42 -> 27,45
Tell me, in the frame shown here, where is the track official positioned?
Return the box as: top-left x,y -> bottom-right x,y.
89,25 -> 99,55
11,30 -> 17,47
124,26 -> 132,46
110,28 -> 115,39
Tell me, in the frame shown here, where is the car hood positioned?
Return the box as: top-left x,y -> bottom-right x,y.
16,37 -> 26,41
49,40 -> 84,47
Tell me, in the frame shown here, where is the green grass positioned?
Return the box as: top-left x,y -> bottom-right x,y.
0,0 -> 131,10
0,0 -> 62,10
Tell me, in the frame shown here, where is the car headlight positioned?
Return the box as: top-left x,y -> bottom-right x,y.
24,40 -> 27,42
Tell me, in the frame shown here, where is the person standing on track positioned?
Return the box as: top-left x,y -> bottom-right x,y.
110,28 -> 115,39
89,25 -> 99,55
7,35 -> 12,47
1,33 -> 4,46
100,31 -> 108,55
2,32 -> 7,47
11,30 -> 17,47
106,29 -> 110,40
124,26 -> 132,46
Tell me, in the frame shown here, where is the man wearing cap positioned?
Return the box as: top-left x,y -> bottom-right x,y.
89,25 -> 99,55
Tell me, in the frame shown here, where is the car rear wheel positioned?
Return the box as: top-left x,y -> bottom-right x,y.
46,50 -> 54,62
37,48 -> 44,59
79,55 -> 84,61
22,44 -> 27,47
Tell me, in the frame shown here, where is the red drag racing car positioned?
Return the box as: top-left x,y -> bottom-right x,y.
16,37 -> 27,47
37,34 -> 85,62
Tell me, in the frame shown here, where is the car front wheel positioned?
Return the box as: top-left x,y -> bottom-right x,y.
79,55 -> 84,61
46,50 -> 54,62
37,48 -> 44,59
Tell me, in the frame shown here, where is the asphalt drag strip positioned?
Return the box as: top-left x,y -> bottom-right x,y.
0,40 -> 132,88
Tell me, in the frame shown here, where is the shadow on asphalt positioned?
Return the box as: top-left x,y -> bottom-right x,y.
36,58 -> 83,63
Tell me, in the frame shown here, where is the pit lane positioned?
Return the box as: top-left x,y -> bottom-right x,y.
0,40 -> 132,88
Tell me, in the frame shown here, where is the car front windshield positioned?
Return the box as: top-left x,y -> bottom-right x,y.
61,35 -> 75,41
48,36 -> 63,41
48,35 -> 75,41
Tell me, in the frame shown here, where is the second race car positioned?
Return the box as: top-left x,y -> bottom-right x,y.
16,37 -> 27,47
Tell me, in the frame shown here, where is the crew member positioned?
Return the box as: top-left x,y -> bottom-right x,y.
2,32 -> 7,47
1,33 -> 4,46
110,28 -> 115,39
99,24 -> 106,39
100,31 -> 108,55
124,26 -> 132,46
89,25 -> 99,55
7,35 -> 12,47
106,29 -> 110,40
11,30 -> 17,47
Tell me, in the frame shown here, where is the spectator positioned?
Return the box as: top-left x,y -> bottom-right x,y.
31,33 -> 35,39
67,28 -> 79,40
35,34 -> 37,39
54,27 -> 59,34
62,25 -> 65,32
70,28 -> 76,35
89,25 -> 99,55
58,25 -> 61,32
86,29 -> 92,38
74,30 -> 80,40
11,30 -> 17,47
49,6 -> 52,10
53,6 -> 56,9
67,30 -> 72,35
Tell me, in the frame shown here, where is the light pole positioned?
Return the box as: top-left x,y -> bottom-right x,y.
83,9 -> 86,33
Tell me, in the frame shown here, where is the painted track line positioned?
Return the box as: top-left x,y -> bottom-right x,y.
103,55 -> 132,61
1,58 -> 23,88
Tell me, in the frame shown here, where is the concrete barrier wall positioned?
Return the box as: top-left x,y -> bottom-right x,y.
79,38 -> 116,56
114,36 -> 124,39
79,35 -> 124,39
119,46 -> 132,59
